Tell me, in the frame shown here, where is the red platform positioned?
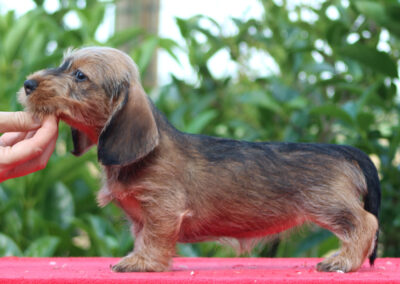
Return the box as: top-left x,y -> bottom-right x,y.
0,257 -> 399,283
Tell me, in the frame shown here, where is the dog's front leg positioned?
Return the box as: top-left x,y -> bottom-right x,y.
112,210 -> 181,272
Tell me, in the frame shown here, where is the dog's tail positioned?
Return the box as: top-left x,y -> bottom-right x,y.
355,150 -> 381,266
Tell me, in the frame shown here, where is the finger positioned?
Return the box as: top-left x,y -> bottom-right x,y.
0,116 -> 58,166
0,132 -> 58,181
0,132 -> 30,147
26,130 -> 36,139
0,112 -> 41,132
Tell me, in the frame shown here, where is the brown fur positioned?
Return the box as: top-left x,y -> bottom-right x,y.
19,47 -> 380,273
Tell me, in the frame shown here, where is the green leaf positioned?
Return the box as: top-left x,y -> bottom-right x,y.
134,36 -> 159,73
318,235 -> 340,257
354,0 -> 400,37
326,21 -> 348,46
175,17 -> 190,38
355,1 -> 386,23
337,44 -> 398,78
87,215 -> 108,239
342,101 -> 358,119
305,62 -> 335,74
286,96 -> 308,110
311,104 -> 354,125
158,38 -> 181,65
85,215 -> 117,256
37,152 -> 95,192
24,236 -> 60,257
354,81 -> 382,114
3,12 -> 35,61
293,229 -> 333,257
0,233 -> 22,256
185,110 -> 218,134
356,111 -> 375,130
33,0 -> 44,6
105,27 -> 142,47
177,243 -> 199,257
270,81 -> 300,102
239,91 -> 282,114
45,182 -> 75,229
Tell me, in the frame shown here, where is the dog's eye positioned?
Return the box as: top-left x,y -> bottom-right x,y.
74,70 -> 87,82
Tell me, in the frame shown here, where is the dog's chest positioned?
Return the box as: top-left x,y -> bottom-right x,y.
115,194 -> 143,225
97,180 -> 144,226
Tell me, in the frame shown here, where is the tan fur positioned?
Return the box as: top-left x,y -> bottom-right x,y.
19,47 -> 380,273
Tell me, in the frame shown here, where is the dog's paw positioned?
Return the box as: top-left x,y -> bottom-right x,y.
112,254 -> 169,272
316,256 -> 353,273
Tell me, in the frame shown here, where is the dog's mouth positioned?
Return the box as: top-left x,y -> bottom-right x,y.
19,97 -> 64,122
18,85 -> 76,119
18,88 -> 53,117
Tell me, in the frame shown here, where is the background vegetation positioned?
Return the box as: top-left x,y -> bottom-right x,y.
0,0 -> 399,259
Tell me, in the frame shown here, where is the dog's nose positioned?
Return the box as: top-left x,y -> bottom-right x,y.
24,79 -> 38,95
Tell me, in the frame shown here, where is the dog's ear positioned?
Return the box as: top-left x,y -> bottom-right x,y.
71,127 -> 95,156
98,84 -> 159,166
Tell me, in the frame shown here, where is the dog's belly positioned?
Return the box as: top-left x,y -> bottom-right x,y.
178,214 -> 304,243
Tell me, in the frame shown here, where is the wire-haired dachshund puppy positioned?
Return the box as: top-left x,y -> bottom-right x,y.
19,47 -> 380,273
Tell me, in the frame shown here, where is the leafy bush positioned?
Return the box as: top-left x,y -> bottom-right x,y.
1,0 -> 399,259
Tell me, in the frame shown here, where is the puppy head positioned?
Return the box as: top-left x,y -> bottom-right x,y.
19,47 -> 159,166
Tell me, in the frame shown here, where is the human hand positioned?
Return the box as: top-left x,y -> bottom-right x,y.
0,112 -> 59,182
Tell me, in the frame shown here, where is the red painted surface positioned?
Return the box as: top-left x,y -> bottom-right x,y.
0,257 -> 399,283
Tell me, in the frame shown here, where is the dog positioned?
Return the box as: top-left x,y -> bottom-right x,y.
19,46 -> 380,273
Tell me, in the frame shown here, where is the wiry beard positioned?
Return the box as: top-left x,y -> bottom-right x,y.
18,89 -> 59,120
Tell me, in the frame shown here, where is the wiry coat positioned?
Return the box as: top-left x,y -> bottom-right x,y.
19,47 -> 380,273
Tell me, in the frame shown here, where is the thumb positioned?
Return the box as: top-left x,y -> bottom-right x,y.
0,112 -> 41,133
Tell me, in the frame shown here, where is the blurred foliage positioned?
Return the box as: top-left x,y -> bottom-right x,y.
0,0 -> 399,259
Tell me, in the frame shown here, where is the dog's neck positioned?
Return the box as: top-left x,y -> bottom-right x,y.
61,114 -> 101,143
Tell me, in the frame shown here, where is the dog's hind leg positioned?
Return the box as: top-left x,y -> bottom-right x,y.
314,205 -> 378,272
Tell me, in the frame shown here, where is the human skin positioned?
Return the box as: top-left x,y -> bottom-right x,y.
0,112 -> 58,182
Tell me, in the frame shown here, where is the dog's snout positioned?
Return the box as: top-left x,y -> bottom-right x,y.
24,79 -> 38,95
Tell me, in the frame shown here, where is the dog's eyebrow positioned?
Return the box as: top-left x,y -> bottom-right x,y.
45,58 -> 72,75
58,59 -> 72,72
